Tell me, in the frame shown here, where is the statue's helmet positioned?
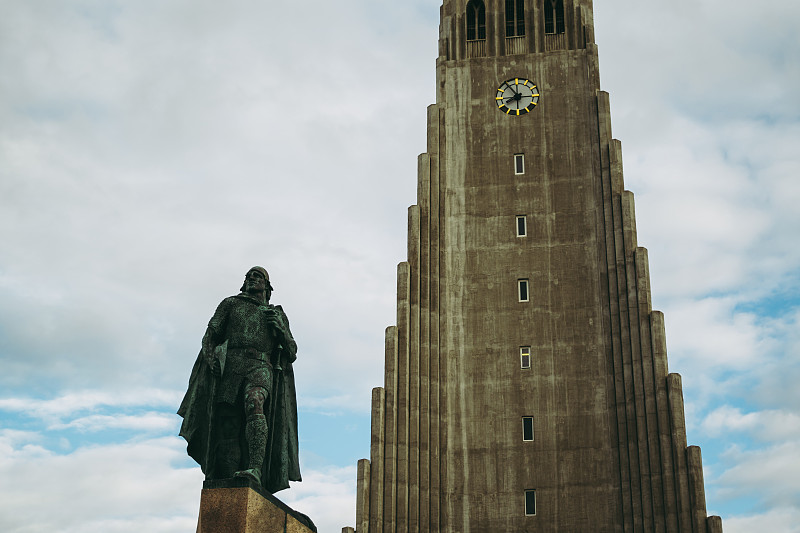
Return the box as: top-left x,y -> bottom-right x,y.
241,266 -> 273,292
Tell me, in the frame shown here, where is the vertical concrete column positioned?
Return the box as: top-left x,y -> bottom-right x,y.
434,104 -> 449,531
617,183 -> 655,532
581,3 -> 596,48
383,326 -> 399,532
587,44 -> 600,92
634,248 -> 651,313
634,247 -> 667,533
608,137 -> 644,532
651,311 -> 679,533
644,307 -> 680,533
427,104 -> 440,154
610,139 -> 625,194
454,12 -> 465,61
566,0 -> 576,49
596,90 -> 633,530
407,205 -> 421,532
650,312 -> 669,380
488,4 -> 499,57
597,92 -> 614,153
687,446 -> 709,533
394,261 -> 411,533
417,153 -> 432,533
369,388 -> 386,533
707,515 -> 723,533
620,191 -> 638,252
426,104 -> 442,532
357,459 -> 371,533
527,0 -> 537,53
667,373 -> 693,533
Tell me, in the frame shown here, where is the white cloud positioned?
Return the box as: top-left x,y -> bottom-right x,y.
667,304 -> 800,417
49,412 -> 177,433
0,389 -> 181,421
0,429 -> 47,469
703,406 -> 800,443
723,507 -> 800,533
58,516 -> 198,533
0,435 -> 201,533
284,465 -> 359,531
299,394 -> 373,415
664,297 -> 766,370
0,0 -> 432,407
0,429 -> 356,533
716,442 -> 800,509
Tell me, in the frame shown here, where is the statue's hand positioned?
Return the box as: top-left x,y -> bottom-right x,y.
205,352 -> 222,376
264,310 -> 287,341
210,357 -> 222,377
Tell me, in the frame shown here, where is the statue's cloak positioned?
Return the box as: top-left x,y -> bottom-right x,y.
177,303 -> 301,494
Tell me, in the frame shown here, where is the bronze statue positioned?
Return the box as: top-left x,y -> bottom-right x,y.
178,266 -> 301,493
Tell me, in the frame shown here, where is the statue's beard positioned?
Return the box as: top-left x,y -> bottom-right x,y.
245,285 -> 268,302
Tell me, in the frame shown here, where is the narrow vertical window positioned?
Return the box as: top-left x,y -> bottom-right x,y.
467,0 -> 486,41
525,489 -> 537,515
544,0 -> 565,35
522,416 -> 534,441
520,346 -> 531,369
516,216 -> 527,237
518,279 -> 529,302
505,0 -> 526,37
514,153 -> 525,174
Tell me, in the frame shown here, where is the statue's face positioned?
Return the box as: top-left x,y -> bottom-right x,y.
244,270 -> 267,293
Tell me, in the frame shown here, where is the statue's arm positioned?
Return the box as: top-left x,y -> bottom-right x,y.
202,298 -> 231,373
201,327 -> 217,365
274,306 -> 297,363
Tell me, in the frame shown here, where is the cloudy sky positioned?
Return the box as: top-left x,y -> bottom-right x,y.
0,0 -> 798,531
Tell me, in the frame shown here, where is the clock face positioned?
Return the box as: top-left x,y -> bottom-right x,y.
496,78 -> 540,115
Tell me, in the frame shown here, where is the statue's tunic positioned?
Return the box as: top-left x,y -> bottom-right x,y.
178,294 -> 301,494
208,295 -> 278,405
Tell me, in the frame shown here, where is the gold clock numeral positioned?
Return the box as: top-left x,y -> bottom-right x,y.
497,77 -> 540,115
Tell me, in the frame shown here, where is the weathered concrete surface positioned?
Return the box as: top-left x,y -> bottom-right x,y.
349,0 -> 723,532
197,478 -> 315,533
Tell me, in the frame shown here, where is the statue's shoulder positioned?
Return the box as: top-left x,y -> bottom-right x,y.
209,296 -> 240,325
215,295 -> 242,309
229,294 -> 260,306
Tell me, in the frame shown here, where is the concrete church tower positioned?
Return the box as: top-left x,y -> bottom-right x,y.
348,1 -> 723,532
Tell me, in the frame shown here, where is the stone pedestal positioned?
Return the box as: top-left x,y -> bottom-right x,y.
196,478 -> 316,533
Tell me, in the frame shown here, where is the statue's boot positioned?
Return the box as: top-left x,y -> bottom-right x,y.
215,437 -> 241,479
234,414 -> 267,485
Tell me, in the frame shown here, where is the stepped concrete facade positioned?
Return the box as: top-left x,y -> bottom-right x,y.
348,1 -> 722,531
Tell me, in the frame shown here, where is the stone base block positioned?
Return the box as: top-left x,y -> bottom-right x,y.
196,477 -> 316,533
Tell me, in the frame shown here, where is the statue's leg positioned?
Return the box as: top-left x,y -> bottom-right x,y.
234,384 -> 268,485
214,403 -> 241,479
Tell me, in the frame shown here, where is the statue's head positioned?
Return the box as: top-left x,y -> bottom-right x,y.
241,266 -> 273,301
